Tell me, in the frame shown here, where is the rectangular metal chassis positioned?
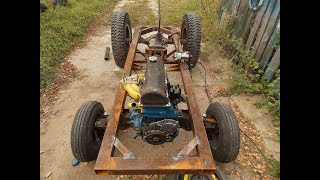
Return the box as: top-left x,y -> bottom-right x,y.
94,26 -> 216,175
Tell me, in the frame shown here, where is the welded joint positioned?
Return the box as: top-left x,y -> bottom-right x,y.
123,153 -> 136,160
111,136 -> 136,160
173,135 -> 199,160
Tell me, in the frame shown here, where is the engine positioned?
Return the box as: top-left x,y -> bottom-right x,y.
127,50 -> 186,145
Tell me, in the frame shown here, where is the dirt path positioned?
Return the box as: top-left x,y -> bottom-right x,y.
40,0 -> 279,179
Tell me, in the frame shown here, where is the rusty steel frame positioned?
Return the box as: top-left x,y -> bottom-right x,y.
94,26 -> 216,175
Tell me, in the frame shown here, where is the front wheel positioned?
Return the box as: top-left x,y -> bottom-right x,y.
205,102 -> 240,163
71,101 -> 106,162
180,13 -> 201,68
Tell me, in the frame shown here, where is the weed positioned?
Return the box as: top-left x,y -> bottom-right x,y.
267,157 -> 280,178
230,38 -> 280,136
254,100 -> 264,108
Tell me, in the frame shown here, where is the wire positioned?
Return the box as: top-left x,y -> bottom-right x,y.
198,60 -> 214,102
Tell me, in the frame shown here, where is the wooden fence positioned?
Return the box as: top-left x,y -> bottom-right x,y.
219,0 -> 280,83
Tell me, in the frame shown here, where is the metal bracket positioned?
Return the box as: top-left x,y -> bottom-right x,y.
173,136 -> 199,160
95,115 -> 109,128
111,136 -> 136,160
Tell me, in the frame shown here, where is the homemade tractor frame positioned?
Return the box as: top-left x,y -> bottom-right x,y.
71,4 -> 240,179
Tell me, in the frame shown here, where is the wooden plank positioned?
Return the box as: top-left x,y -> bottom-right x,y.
220,0 -> 239,28
218,0 -> 229,19
251,0 -> 277,55
220,0 -> 233,19
254,0 -> 280,62
231,0 -> 248,38
262,46 -> 280,83
245,0 -> 271,50
219,0 -> 229,27
240,7 -> 256,42
226,0 -> 236,11
231,0 -> 241,17
259,18 -> 280,71
229,0 -> 242,38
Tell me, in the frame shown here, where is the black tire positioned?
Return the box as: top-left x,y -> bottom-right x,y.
205,102 -> 240,163
182,175 -> 213,180
111,11 -> 132,68
213,167 -> 228,180
169,168 -> 227,180
71,101 -> 105,162
180,13 -> 201,68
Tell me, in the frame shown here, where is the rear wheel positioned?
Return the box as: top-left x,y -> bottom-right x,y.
213,167 -> 228,180
180,13 -> 201,68
71,101 -> 106,162
205,102 -> 240,163
111,11 -> 132,68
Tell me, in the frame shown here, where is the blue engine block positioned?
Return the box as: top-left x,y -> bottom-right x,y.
129,103 -> 178,138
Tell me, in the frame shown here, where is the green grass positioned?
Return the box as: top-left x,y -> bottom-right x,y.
230,65 -> 260,94
267,157 -> 280,178
160,0 -> 198,26
121,0 -> 158,26
40,0 -> 117,87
